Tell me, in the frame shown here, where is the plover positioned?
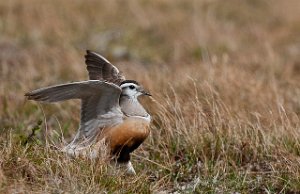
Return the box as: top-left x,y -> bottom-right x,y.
25,50 -> 152,175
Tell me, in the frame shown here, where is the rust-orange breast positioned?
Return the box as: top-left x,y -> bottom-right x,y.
100,117 -> 150,152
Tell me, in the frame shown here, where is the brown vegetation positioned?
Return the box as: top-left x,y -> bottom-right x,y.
1,0 -> 300,193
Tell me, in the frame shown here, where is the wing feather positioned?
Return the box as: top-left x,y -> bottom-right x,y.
25,81 -> 101,102
85,50 -> 125,85
25,80 -> 123,140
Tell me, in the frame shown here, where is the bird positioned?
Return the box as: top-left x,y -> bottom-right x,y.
25,50 -> 152,175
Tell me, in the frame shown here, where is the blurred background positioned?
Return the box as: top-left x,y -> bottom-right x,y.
1,0 -> 299,111
1,0 -> 300,192
2,0 -> 300,134
1,0 -> 300,70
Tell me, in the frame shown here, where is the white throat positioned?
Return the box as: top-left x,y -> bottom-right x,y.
119,96 -> 150,122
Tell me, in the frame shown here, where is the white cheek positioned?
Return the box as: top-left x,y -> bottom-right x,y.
123,88 -> 137,96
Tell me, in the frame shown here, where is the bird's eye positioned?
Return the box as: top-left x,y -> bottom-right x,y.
129,85 -> 135,90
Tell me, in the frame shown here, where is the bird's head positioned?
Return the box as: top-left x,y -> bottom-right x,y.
120,80 -> 151,99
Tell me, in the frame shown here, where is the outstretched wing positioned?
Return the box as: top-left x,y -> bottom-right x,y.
25,80 -> 123,139
85,50 -> 125,85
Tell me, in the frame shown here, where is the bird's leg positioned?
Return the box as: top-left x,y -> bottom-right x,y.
109,160 -> 136,175
109,147 -> 136,175
125,161 -> 136,175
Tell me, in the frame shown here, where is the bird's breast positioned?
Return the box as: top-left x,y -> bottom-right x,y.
100,117 -> 150,153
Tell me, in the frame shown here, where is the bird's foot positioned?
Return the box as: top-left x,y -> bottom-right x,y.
110,161 -> 136,176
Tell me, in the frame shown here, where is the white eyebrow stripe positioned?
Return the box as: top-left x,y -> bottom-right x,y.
120,83 -> 139,88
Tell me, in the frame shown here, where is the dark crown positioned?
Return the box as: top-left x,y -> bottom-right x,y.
120,80 -> 140,86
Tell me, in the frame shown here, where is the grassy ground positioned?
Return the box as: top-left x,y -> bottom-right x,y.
1,0 -> 300,193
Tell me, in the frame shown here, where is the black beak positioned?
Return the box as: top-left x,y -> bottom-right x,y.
137,86 -> 152,96
142,91 -> 152,96
138,87 -> 151,96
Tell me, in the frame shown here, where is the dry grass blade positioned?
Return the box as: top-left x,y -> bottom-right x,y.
1,0 -> 300,193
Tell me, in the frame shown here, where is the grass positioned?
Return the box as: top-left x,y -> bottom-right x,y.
1,0 -> 300,193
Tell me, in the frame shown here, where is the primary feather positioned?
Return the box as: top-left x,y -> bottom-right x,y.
85,50 -> 125,85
